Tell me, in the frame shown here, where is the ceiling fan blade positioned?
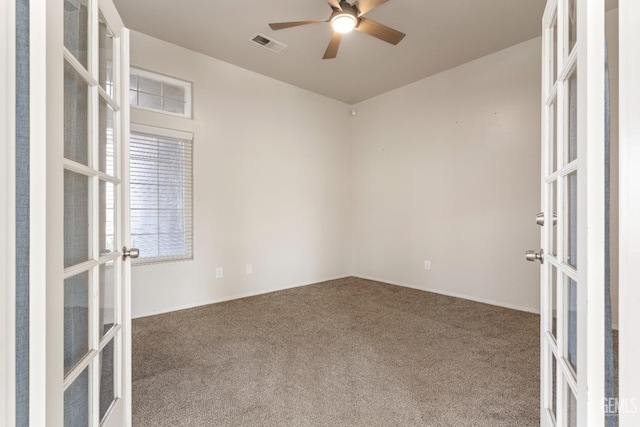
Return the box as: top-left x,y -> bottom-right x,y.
355,17 -> 405,45
323,32 -> 342,59
354,0 -> 388,16
326,0 -> 342,10
269,20 -> 326,30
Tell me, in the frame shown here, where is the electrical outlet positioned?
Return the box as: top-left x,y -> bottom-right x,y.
424,260 -> 431,270
246,264 -> 253,274
215,267 -> 223,279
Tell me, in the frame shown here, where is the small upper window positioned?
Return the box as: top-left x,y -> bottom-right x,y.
129,68 -> 192,118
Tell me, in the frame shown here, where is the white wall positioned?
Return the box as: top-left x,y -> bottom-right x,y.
130,17 -> 619,321
129,32 -> 352,318
351,38 -> 543,312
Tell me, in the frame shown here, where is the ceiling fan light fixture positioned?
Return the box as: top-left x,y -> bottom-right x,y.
331,13 -> 357,33
268,0 -> 406,59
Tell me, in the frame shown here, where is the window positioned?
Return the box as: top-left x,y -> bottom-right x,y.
129,68 -> 192,118
130,124 -> 193,265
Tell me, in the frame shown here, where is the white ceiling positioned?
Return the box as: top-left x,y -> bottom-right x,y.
114,0 -> 549,104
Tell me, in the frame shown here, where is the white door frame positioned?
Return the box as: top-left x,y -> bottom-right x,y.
618,1 -> 640,426
1,0 -> 17,425
576,0 -> 605,424
0,2 -> 54,426
1,1 -> 48,424
120,25 -> 133,427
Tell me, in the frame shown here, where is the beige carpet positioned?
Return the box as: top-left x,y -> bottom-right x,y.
132,277 -> 540,426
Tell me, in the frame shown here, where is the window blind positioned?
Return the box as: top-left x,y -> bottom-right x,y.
130,126 -> 193,265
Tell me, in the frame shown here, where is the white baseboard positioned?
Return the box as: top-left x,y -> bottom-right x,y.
353,274 -> 541,315
133,274 -> 351,319
134,274 -> 621,332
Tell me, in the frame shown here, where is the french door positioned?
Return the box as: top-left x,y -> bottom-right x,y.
38,0 -> 131,425
538,0 -> 605,426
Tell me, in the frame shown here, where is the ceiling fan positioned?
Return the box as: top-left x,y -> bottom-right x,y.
268,0 -> 406,59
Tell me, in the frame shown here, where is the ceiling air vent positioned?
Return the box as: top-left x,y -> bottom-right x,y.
250,33 -> 287,53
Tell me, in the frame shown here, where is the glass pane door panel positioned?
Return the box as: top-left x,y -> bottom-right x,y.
567,70 -> 578,163
63,0 -> 89,68
551,180 -> 558,257
551,351 -> 558,422
568,0 -> 577,53
551,265 -> 558,340
568,386 -> 578,427
552,17 -> 558,84
98,11 -> 114,98
99,339 -> 116,422
99,180 -> 115,256
64,61 -> 90,166
567,171 -> 578,267
64,170 -> 90,268
99,97 -> 116,175
64,367 -> 90,427
551,99 -> 558,173
64,272 -> 89,374
566,277 -> 578,374
99,261 -> 115,338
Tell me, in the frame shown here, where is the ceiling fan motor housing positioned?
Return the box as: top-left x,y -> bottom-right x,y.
335,2 -> 359,16
330,3 -> 359,32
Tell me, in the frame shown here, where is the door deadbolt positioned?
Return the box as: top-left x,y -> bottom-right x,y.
525,249 -> 544,264
123,246 -> 140,260
536,212 -> 557,226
